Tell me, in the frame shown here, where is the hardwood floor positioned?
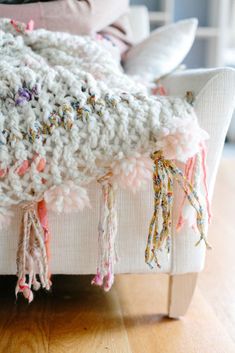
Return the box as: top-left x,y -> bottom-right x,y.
0,159 -> 235,353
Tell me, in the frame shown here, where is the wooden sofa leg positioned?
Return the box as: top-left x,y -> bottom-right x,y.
167,273 -> 198,319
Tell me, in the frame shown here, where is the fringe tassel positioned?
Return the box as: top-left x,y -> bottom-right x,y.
176,155 -> 196,230
145,151 -> 173,268
16,201 -> 51,303
176,144 -> 212,230
91,173 -> 118,292
146,151 -> 211,269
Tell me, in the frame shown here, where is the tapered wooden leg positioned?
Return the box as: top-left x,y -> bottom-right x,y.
168,273 -> 198,319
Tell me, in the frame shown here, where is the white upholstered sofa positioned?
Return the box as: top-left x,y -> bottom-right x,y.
1,6 -> 235,318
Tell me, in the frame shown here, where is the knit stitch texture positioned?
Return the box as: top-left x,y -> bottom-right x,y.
0,18 -> 208,211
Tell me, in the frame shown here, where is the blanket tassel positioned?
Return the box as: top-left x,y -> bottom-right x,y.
145,151 -> 174,268
92,173 -> 118,292
145,151 -> 211,269
176,144 -> 212,231
15,201 -> 51,303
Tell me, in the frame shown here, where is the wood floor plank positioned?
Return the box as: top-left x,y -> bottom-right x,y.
198,158 -> 235,343
48,276 -> 132,353
116,274 -> 235,353
0,277 -> 51,353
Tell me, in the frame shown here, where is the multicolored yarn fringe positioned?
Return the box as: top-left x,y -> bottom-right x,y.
145,150 -> 211,270
11,143 -> 211,300
145,151 -> 173,269
16,201 -> 51,303
13,148 -> 210,301
91,173 -> 118,292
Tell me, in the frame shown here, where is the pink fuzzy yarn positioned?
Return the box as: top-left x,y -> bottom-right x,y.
16,278 -> 34,303
10,19 -> 34,33
111,153 -> 153,192
44,181 -> 90,213
103,272 -> 114,292
156,118 -> 209,162
17,160 -> 29,176
0,168 -> 7,177
91,272 -> 104,287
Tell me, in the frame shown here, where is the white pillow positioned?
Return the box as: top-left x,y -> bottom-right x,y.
123,18 -> 198,81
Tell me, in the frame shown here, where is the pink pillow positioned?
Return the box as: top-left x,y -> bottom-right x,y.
0,0 -> 90,35
0,2 -> 43,28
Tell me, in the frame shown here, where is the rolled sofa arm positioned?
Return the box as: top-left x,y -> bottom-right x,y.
162,68 -> 235,274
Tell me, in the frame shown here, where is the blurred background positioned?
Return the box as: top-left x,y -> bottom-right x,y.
130,0 -> 235,152
130,0 -> 234,68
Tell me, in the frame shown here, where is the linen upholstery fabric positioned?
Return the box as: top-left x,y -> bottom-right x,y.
123,19 -> 198,81
163,68 -> 235,273
1,68 -> 234,275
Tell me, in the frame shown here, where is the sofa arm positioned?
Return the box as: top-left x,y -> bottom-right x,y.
163,67 -> 235,197
162,68 -> 235,274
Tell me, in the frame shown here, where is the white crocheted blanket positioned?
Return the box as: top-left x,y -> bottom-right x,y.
0,19 -> 209,301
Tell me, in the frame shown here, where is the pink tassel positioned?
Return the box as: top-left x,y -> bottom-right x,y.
91,271 -> 104,287
26,19 -> 34,32
15,202 -> 51,303
176,144 -> 212,231
104,272 -> 114,292
92,173 -> 118,292
151,84 -> 167,96
10,19 -> 34,33
176,155 -> 196,230
17,278 -> 34,303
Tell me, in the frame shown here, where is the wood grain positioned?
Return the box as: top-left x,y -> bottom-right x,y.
0,158 -> 235,352
116,274 -> 235,353
198,158 -> 235,342
48,276 -> 131,353
0,284 -> 51,353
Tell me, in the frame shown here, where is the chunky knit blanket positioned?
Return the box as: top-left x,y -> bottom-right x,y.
0,19 -> 210,302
